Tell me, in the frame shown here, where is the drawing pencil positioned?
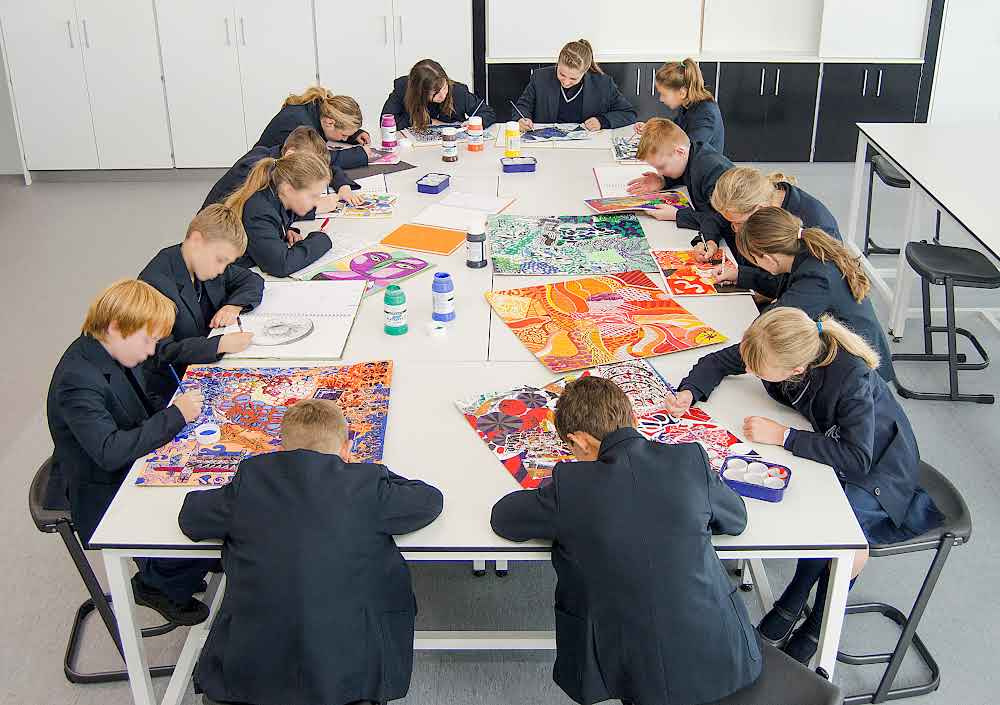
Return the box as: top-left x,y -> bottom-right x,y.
509,100 -> 528,122
168,364 -> 185,393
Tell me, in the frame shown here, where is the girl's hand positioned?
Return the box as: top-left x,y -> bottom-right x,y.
633,121 -> 645,134
338,185 -> 365,206
354,130 -> 371,146
692,240 -> 720,263
361,144 -> 376,159
626,171 -> 665,195
217,331 -> 254,354
742,416 -> 789,446
709,261 -> 738,284
518,117 -> 534,132
664,390 -> 694,417
647,204 -> 678,221
583,117 -> 602,131
286,229 -> 305,246
209,305 -> 242,329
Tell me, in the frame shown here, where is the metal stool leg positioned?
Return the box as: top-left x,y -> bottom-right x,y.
863,165 -> 902,256
933,210 -> 942,245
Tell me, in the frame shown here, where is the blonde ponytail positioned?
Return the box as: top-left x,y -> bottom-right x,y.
738,207 -> 870,302
223,152 -> 331,220
740,308 -> 880,378
283,87 -> 363,132
559,39 -> 603,75
654,58 -> 714,106
711,166 -> 798,217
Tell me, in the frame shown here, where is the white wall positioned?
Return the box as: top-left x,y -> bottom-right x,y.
0,51 -> 21,174
930,0 -> 1000,123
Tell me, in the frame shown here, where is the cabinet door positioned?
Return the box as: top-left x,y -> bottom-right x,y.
316,0 -> 396,135
717,63 -> 770,161
157,0 -> 246,168
762,63 -> 819,162
865,64 -> 922,123
236,0 -> 316,149
486,63 -> 540,123
0,0 -> 98,169
75,0 -> 172,168
393,0 -> 472,87
623,61 -> 719,122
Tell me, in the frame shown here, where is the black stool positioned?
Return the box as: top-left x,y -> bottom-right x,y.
891,241 -> 1000,403
837,462 -> 971,704
701,641 -> 842,705
864,154 -> 941,256
28,458 -> 177,683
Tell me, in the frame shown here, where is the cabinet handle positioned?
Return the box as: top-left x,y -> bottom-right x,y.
774,67 -> 780,95
382,15 -> 388,46
651,67 -> 656,96
81,19 -> 90,48
224,18 -> 231,46
759,68 -> 765,96
397,15 -> 403,44
239,17 -> 246,46
877,69 -> 883,97
862,69 -> 868,97
635,67 -> 640,96
66,19 -> 74,48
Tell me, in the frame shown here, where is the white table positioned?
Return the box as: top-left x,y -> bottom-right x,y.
91,129 -> 866,705
844,122 -> 1000,338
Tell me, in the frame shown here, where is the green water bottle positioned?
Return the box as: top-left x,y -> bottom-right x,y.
384,285 -> 408,335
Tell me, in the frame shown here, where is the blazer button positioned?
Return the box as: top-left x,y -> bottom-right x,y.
874,487 -> 881,496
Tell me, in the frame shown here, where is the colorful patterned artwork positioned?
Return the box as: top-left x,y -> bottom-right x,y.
457,359 -> 754,488
522,124 -> 589,142
403,124 -> 468,145
326,193 -> 398,219
489,214 -> 658,275
611,135 -> 641,162
486,270 -> 728,372
368,147 -> 400,165
135,362 -> 393,486
307,247 -> 434,296
653,248 -> 749,296
584,191 -> 691,215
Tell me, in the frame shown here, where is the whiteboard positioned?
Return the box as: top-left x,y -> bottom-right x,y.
819,0 -> 929,59
702,0 -> 823,56
487,0 -> 702,60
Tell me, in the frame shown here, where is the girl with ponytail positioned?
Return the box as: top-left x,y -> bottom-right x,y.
668,307 -> 943,666
513,39 -> 636,132
715,205 -> 895,381
634,58 -> 725,153
224,151 -> 333,278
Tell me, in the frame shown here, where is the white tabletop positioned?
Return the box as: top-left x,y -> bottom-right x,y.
90,129 -> 867,554
857,122 -> 1000,255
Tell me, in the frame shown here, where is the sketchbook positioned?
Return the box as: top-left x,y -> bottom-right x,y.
211,280 -> 366,359
403,124 -> 468,146
438,192 -> 515,214
288,235 -> 381,280
593,164 -> 656,197
584,191 -> 691,214
317,193 -> 398,219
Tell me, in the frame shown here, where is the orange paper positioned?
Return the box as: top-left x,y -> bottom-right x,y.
380,223 -> 466,256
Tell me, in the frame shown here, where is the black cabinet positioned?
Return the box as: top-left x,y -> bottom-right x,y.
486,63 -> 548,123
718,62 -> 819,162
814,64 -> 923,161
619,61 -> 719,121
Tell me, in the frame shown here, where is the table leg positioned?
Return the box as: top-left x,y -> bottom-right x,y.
845,132 -> 870,250
888,187 -> 924,339
103,553 -> 156,705
160,572 -> 227,705
747,559 -> 775,614
814,551 -> 853,677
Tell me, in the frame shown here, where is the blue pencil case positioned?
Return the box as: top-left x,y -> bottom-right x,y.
500,156 -> 537,173
417,173 -> 450,194
720,455 -> 791,503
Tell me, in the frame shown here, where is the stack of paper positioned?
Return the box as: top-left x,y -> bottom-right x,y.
410,192 -> 516,233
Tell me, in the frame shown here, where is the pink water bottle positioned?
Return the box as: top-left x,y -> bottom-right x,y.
381,114 -> 397,153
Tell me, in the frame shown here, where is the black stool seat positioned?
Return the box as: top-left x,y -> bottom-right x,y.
905,242 -> 1000,288
872,154 -> 910,189
29,458 -> 70,532
704,642 -> 841,705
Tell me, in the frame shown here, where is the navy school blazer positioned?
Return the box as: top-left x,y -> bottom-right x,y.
179,450 -> 443,705
381,76 -> 497,130
679,345 -> 918,526
515,67 -> 637,129
661,140 -> 734,241
138,244 -> 264,400
254,100 -> 369,170
201,145 -> 357,211
674,99 -> 725,154
491,428 -> 761,705
46,335 -> 185,539
233,186 -> 332,278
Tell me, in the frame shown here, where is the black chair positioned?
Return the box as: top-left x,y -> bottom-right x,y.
864,154 -> 941,256
28,458 -> 177,683
701,641 -> 842,705
891,241 -> 1000,403
837,461 -> 972,704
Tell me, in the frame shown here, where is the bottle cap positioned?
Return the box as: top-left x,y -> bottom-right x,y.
384,284 -> 405,305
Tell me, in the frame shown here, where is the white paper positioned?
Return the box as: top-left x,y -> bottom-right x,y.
354,174 -> 388,193
288,235 -> 380,280
410,203 -> 484,232
593,164 -> 655,197
439,192 -> 515,213
212,280 -> 366,359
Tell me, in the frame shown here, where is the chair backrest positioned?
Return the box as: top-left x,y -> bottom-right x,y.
28,457 -> 70,533
919,461 -> 973,545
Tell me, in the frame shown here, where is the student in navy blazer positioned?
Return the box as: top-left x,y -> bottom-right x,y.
382,59 -> 496,130
203,126 -> 358,210
515,40 -> 637,131
179,398 -> 443,705
138,205 -> 263,401
635,59 -> 725,154
47,280 -> 211,625
492,376 -> 761,705
223,151 -> 333,278
670,307 -> 941,665
255,87 -> 373,171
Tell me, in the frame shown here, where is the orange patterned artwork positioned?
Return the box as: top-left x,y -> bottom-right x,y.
485,270 -> 727,372
653,248 -> 749,296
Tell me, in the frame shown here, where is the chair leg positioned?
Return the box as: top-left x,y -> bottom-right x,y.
933,210 -> 942,245
863,167 -> 901,256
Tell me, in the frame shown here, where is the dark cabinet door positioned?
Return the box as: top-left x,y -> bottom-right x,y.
487,63 -> 543,123
866,64 -> 923,122
623,61 -> 719,121
717,63 -> 772,161
762,62 -> 820,162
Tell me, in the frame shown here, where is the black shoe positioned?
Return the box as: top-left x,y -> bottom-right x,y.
758,603 -> 803,646
132,575 -> 209,626
195,579 -> 209,594
782,626 -> 819,665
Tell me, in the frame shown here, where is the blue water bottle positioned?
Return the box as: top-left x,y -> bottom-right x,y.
432,272 -> 456,322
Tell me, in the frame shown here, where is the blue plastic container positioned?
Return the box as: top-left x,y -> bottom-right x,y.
500,156 -> 537,173
417,173 -> 450,194
719,455 -> 791,503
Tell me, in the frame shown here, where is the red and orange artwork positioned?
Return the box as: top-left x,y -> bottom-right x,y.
652,248 -> 750,296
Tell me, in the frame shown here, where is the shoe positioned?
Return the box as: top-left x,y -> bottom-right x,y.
132,575 -> 209,626
195,579 -> 209,593
782,626 -> 819,665
758,604 -> 803,646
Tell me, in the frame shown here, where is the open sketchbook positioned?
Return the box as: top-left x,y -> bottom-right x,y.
411,192 -> 515,233
593,164 -> 657,197
288,235 -> 381,280
318,193 -> 398,218
211,280 -> 366,359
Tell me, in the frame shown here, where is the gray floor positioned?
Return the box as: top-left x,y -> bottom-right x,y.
1,163 -> 998,705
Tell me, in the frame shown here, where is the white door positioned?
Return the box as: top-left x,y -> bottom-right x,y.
75,0 -> 172,168
393,0 -> 472,87
316,0 -> 396,135
236,0 -> 317,149
0,0 -> 98,169
156,0 -> 247,168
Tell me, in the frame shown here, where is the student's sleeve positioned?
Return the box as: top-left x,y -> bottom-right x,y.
701,445 -> 748,535
768,268 -> 830,319
377,466 -> 444,535
347,128 -> 371,145
381,86 -> 410,130
490,467 -> 560,541
331,164 -> 359,193
597,80 -> 638,129
476,99 -> 498,128
59,372 -> 186,473
681,211 -> 730,242
736,266 -> 786,298
514,77 -> 537,121
155,335 -> 223,367
329,146 -> 368,170
222,265 -> 264,311
244,210 -> 332,278
677,343 -> 748,402
684,104 -> 722,148
178,470 -> 242,541
784,375 -> 875,483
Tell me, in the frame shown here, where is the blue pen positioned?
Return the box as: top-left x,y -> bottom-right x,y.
168,364 -> 185,393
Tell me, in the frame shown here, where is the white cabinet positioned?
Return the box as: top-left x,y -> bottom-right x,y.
819,0 -> 929,60
394,0 -> 472,86
702,0 -> 824,56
